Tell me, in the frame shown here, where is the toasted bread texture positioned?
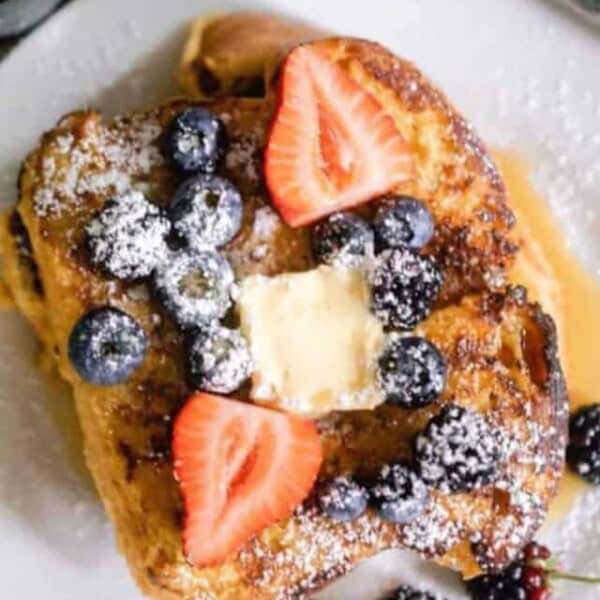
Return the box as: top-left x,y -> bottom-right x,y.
0,31 -> 568,600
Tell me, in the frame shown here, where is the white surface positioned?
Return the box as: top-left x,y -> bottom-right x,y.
0,1 -> 599,598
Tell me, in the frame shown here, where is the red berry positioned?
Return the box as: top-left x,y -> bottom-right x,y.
530,588 -> 551,600
172,393 -> 322,567
523,566 -> 545,592
265,42 -> 414,227
525,542 -> 551,561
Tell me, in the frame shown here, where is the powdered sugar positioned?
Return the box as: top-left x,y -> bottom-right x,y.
187,325 -> 253,394
225,128 -> 262,182
317,477 -> 369,523
371,463 -> 430,524
86,190 -> 170,280
369,248 -> 443,331
415,404 -> 501,494
169,174 -> 243,250
398,500 -> 461,558
312,213 -> 375,269
377,335 -> 446,408
33,116 -> 164,217
252,205 -> 281,238
239,506 -> 386,597
152,250 -> 234,329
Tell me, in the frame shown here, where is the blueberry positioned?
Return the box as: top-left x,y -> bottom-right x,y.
369,248 -> 443,331
415,404 -> 501,494
567,403 -> 600,484
377,336 -> 446,409
68,307 -> 147,385
169,174 -> 243,250
312,213 -> 374,268
374,197 -> 434,251
317,476 -> 369,522
162,107 -> 227,173
187,325 -> 253,394
86,191 -> 170,280
369,463 -> 429,524
152,250 -> 234,329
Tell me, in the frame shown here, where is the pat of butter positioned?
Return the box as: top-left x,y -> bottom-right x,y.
237,265 -> 385,416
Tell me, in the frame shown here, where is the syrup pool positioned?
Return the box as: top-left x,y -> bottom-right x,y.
494,150 -> 600,519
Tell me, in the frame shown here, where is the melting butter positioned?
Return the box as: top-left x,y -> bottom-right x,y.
237,265 -> 385,416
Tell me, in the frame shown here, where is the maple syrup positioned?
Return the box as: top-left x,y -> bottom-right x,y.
495,150 -> 600,518
0,277 -> 14,309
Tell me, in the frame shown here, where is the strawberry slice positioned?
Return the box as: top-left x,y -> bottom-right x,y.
172,392 -> 322,567
265,42 -> 414,227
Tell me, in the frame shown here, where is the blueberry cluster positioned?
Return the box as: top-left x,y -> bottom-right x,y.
318,404 -> 501,523
70,108 -> 252,392
311,196 -> 436,270
368,198 -> 441,332
313,197 -> 446,411
317,463 -> 430,526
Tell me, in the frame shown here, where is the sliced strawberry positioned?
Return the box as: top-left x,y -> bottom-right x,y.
265,42 -> 414,227
172,392 -> 322,567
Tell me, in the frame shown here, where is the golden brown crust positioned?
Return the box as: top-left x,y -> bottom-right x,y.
2,33 -> 567,600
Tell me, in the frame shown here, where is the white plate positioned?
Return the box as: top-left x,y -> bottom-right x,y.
1,1 -> 600,598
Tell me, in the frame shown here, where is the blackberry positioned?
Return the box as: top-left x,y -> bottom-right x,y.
567,403 -> 600,484
369,462 -> 429,524
414,404 -> 500,494
86,191 -> 170,280
369,248 -> 442,331
382,585 -> 440,600
374,196 -> 435,251
169,174 -> 243,250
187,325 -> 253,394
377,336 -> 446,409
312,212 -> 375,268
152,250 -> 234,329
467,541 -> 600,599
317,476 -> 369,522
68,307 -> 147,385
467,562 -> 528,600
162,107 -> 227,174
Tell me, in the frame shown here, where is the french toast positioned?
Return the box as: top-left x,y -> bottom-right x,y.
178,13 -> 566,348
0,25 -> 568,600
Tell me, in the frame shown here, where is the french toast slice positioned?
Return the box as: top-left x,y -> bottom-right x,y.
0,35 -> 568,600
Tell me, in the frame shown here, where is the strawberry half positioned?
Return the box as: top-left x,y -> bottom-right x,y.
265,42 -> 415,227
172,392 -> 322,567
